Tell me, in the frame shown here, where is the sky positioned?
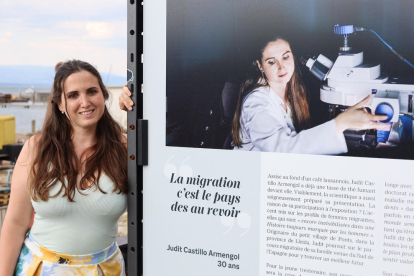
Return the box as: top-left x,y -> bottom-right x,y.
0,0 -> 127,79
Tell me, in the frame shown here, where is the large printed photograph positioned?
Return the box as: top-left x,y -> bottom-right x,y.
166,0 -> 414,159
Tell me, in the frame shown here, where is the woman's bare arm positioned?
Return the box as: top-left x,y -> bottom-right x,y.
0,136 -> 36,276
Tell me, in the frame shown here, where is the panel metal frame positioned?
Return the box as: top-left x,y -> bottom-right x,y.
127,0 -> 144,275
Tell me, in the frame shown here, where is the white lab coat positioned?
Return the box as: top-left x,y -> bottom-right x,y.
233,86 -> 347,155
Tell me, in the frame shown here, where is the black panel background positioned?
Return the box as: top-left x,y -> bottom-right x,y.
166,0 -> 414,151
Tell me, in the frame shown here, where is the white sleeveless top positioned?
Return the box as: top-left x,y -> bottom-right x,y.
30,174 -> 127,255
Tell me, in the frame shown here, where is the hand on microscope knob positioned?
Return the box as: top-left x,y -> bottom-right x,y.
334,95 -> 390,134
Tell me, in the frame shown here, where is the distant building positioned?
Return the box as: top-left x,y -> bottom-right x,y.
16,91 -> 51,103
34,91 -> 50,103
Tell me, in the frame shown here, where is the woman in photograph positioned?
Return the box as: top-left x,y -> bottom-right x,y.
0,60 -> 127,275
232,37 -> 388,154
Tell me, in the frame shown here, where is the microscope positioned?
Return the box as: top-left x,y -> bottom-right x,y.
301,25 -> 414,152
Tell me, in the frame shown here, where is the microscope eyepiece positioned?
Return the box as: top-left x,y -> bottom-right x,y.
300,54 -> 333,81
300,55 -> 311,66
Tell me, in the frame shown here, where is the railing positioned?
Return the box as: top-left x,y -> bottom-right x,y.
0,205 -> 7,235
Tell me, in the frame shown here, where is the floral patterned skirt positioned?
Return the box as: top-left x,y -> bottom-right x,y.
14,233 -> 125,276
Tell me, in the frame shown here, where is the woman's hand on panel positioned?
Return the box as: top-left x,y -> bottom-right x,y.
119,83 -> 134,111
335,95 -> 390,134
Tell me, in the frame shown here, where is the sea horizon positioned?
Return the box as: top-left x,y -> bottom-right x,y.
0,83 -> 124,96
1,83 -> 53,132
0,84 -> 52,95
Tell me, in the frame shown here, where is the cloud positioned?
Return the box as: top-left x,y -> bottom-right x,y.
0,0 -> 126,24
59,21 -> 119,40
85,22 -> 116,40
0,0 -> 127,77
1,32 -> 126,78
0,38 -> 11,43
0,31 -> 12,43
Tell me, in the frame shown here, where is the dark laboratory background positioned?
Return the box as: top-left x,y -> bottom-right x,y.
166,0 -> 414,159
